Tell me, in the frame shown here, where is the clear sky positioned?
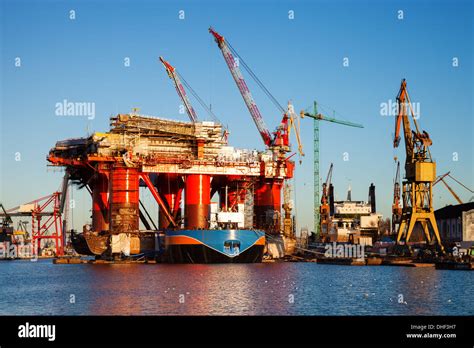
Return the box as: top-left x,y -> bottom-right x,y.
1,0 -> 473,233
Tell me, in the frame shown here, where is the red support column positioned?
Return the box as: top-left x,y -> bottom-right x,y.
185,174 -> 211,229
254,179 -> 282,234
109,165 -> 139,233
92,173 -> 109,232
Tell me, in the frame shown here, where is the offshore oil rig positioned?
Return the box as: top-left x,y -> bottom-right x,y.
45,28 -> 300,263
1,27 -> 470,266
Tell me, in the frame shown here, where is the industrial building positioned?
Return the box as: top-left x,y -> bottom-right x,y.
435,202 -> 474,247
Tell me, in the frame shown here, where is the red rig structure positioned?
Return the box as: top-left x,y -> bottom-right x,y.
47,28 -> 298,263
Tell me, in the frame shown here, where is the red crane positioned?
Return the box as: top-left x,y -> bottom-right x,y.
209,27 -> 282,148
1,192 -> 65,256
159,56 -> 198,123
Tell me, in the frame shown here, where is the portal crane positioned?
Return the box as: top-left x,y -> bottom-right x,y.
392,79 -> 443,251
0,192 -> 65,255
0,203 -> 13,228
300,101 -> 363,238
159,56 -> 198,123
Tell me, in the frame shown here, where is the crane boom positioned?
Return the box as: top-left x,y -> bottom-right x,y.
440,179 -> 463,204
393,161 -> 401,207
434,171 -> 473,204
159,56 -> 198,123
393,78 -> 432,165
287,102 -> 304,158
393,79 -> 411,150
301,111 -> 364,128
209,28 -> 272,146
325,163 -> 334,187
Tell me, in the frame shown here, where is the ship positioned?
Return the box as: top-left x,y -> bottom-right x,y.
165,229 -> 265,263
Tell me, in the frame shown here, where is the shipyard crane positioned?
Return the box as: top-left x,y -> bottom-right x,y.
0,192 -> 65,255
392,160 -> 402,235
160,56 -> 223,127
433,171 -> 474,204
0,203 -> 13,228
209,27 -> 288,149
287,102 -> 304,159
300,101 -> 363,238
392,78 -> 443,251
320,163 -> 334,240
159,56 -> 198,123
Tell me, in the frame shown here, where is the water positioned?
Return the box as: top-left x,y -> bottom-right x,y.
0,260 -> 472,315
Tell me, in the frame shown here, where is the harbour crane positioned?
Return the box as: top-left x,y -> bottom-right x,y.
300,101 -> 363,238
320,163 -> 334,241
0,203 -> 13,228
392,160 -> 402,236
209,27 -> 289,151
160,56 -> 223,127
0,192 -> 65,255
209,27 -> 301,236
433,171 -> 473,204
287,102 -> 305,160
159,56 -> 198,123
392,79 -> 443,251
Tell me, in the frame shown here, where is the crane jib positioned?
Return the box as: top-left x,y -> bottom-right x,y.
174,77 -> 197,122
238,78 -> 250,94
160,56 -> 198,123
213,30 -> 272,146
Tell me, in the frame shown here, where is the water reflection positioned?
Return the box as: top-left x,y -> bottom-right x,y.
0,260 -> 472,315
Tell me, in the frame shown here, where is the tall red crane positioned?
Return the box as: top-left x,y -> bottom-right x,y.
209,27 -> 279,148
159,56 -> 198,123
209,27 -> 294,235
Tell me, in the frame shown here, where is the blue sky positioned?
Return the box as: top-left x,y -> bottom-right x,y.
1,0 -> 472,233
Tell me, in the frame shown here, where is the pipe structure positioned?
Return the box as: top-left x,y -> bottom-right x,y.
185,174 -> 210,229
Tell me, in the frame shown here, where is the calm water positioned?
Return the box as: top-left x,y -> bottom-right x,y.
0,260 -> 472,315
